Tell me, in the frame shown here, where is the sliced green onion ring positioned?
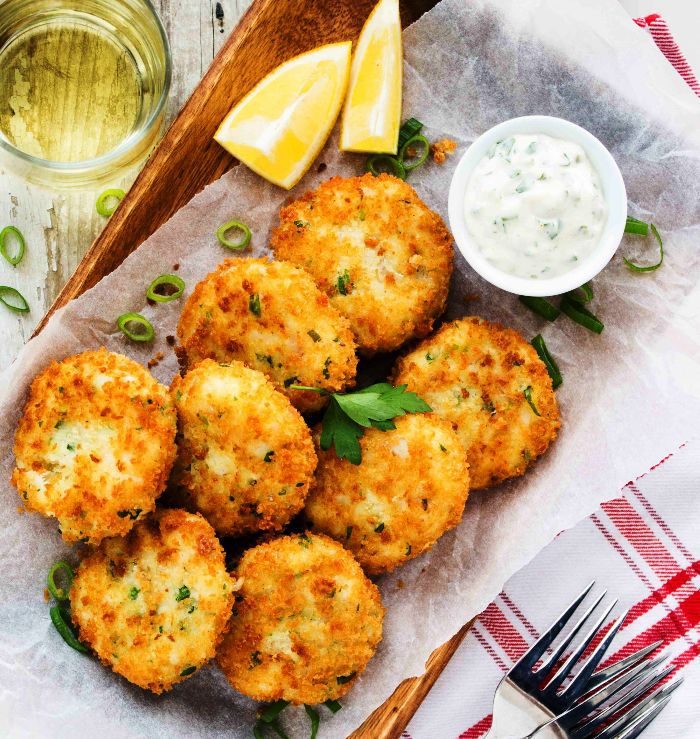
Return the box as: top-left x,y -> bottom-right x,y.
305,705 -> 320,739
565,281 -> 593,304
397,117 -> 424,150
624,223 -> 664,273
0,226 -> 26,266
96,188 -> 125,217
216,220 -> 252,251
117,312 -> 155,342
0,285 -> 30,313
49,605 -> 88,652
146,274 -> 185,303
531,334 -> 562,389
624,216 -> 649,236
365,154 -> 406,181
399,134 -> 430,172
518,295 -> 560,321
561,298 -> 604,334
260,700 -> 289,723
323,699 -> 342,713
47,561 -> 74,601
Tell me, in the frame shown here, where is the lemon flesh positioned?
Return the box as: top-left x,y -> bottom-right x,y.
340,0 -> 403,154
214,42 -> 352,190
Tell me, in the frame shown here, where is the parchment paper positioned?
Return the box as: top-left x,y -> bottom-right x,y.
1,0 -> 700,736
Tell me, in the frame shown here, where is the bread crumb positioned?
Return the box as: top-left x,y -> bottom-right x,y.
396,579 -> 405,589
172,263 -> 180,271
147,351 -> 165,369
166,335 -> 176,347
432,138 -> 457,164
43,588 -> 50,603
463,292 -> 480,304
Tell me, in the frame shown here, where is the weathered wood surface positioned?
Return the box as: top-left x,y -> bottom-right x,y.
0,0 -> 253,369
3,0 -> 466,735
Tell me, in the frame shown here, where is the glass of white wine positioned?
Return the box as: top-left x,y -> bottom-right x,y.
0,0 -> 171,187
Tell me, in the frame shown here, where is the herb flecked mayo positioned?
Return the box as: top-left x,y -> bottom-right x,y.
463,134 -> 607,279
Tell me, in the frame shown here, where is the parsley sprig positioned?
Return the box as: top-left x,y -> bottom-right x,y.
291,383 -> 431,464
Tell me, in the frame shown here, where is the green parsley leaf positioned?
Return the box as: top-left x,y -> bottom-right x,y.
312,383 -> 431,464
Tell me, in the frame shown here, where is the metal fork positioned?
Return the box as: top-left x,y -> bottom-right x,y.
484,582 -> 660,739
529,651 -> 682,738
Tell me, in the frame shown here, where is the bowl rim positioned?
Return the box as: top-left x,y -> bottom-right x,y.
0,0 -> 172,175
447,115 -> 627,297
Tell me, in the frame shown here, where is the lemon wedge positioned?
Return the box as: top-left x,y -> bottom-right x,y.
214,42 -> 352,189
340,0 -> 403,153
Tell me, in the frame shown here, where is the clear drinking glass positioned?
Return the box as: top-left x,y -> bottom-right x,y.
0,0 -> 171,187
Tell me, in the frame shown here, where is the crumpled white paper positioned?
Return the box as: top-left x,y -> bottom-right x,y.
1,0 -> 700,736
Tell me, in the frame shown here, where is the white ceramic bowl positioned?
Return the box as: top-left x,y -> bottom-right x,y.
447,115 -> 627,297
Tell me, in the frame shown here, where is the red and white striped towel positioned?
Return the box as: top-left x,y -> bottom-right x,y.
407,441 -> 700,738
405,18 -> 700,738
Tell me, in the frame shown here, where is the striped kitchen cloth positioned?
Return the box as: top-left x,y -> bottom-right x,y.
407,442 -> 700,738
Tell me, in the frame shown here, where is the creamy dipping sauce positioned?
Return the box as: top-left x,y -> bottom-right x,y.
464,133 -> 607,279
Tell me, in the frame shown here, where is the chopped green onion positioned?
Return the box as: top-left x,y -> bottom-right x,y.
399,134 -> 430,172
49,605 -> 88,652
180,665 -> 196,676
0,226 -> 26,266
146,274 -> 185,303
531,334 -> 562,389
523,386 -> 541,416
398,117 -> 424,150
561,297 -> 604,334
0,285 -> 30,313
323,699 -> 342,713
365,154 -> 406,180
518,295 -> 560,321
116,312 -> 155,342
267,720 -> 289,739
217,220 -> 252,251
624,223 -> 664,273
249,293 -> 262,317
260,700 -> 289,723
253,723 -> 265,739
47,561 -> 74,601
96,188 -> 125,217
305,705 -> 320,739
336,672 -> 356,684
565,281 -> 593,303
624,216 -> 649,236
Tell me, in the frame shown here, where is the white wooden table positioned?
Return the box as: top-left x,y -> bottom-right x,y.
0,0 -> 696,372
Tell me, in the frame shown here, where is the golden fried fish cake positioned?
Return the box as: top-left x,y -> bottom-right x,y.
393,317 -> 561,489
70,509 -> 235,694
171,359 -> 317,537
12,348 -> 177,544
271,173 -> 454,354
217,533 -> 384,704
176,258 -> 357,413
306,414 -> 469,574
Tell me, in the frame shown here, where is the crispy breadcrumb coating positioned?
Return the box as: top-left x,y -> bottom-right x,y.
217,533 -> 384,704
431,138 -> 457,164
270,173 -> 454,354
393,318 -> 561,489
305,414 -> 470,574
71,509 -> 235,694
177,258 -> 357,413
12,348 -> 176,544
171,360 -> 317,536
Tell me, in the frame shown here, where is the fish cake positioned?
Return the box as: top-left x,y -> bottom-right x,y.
177,258 -> 357,414
305,414 -> 469,574
171,359 -> 317,537
217,533 -> 384,704
70,509 -> 235,693
393,317 -> 561,489
271,173 -> 454,354
12,348 -> 177,544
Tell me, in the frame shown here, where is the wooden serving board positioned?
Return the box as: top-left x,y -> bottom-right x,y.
33,0 -> 472,735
